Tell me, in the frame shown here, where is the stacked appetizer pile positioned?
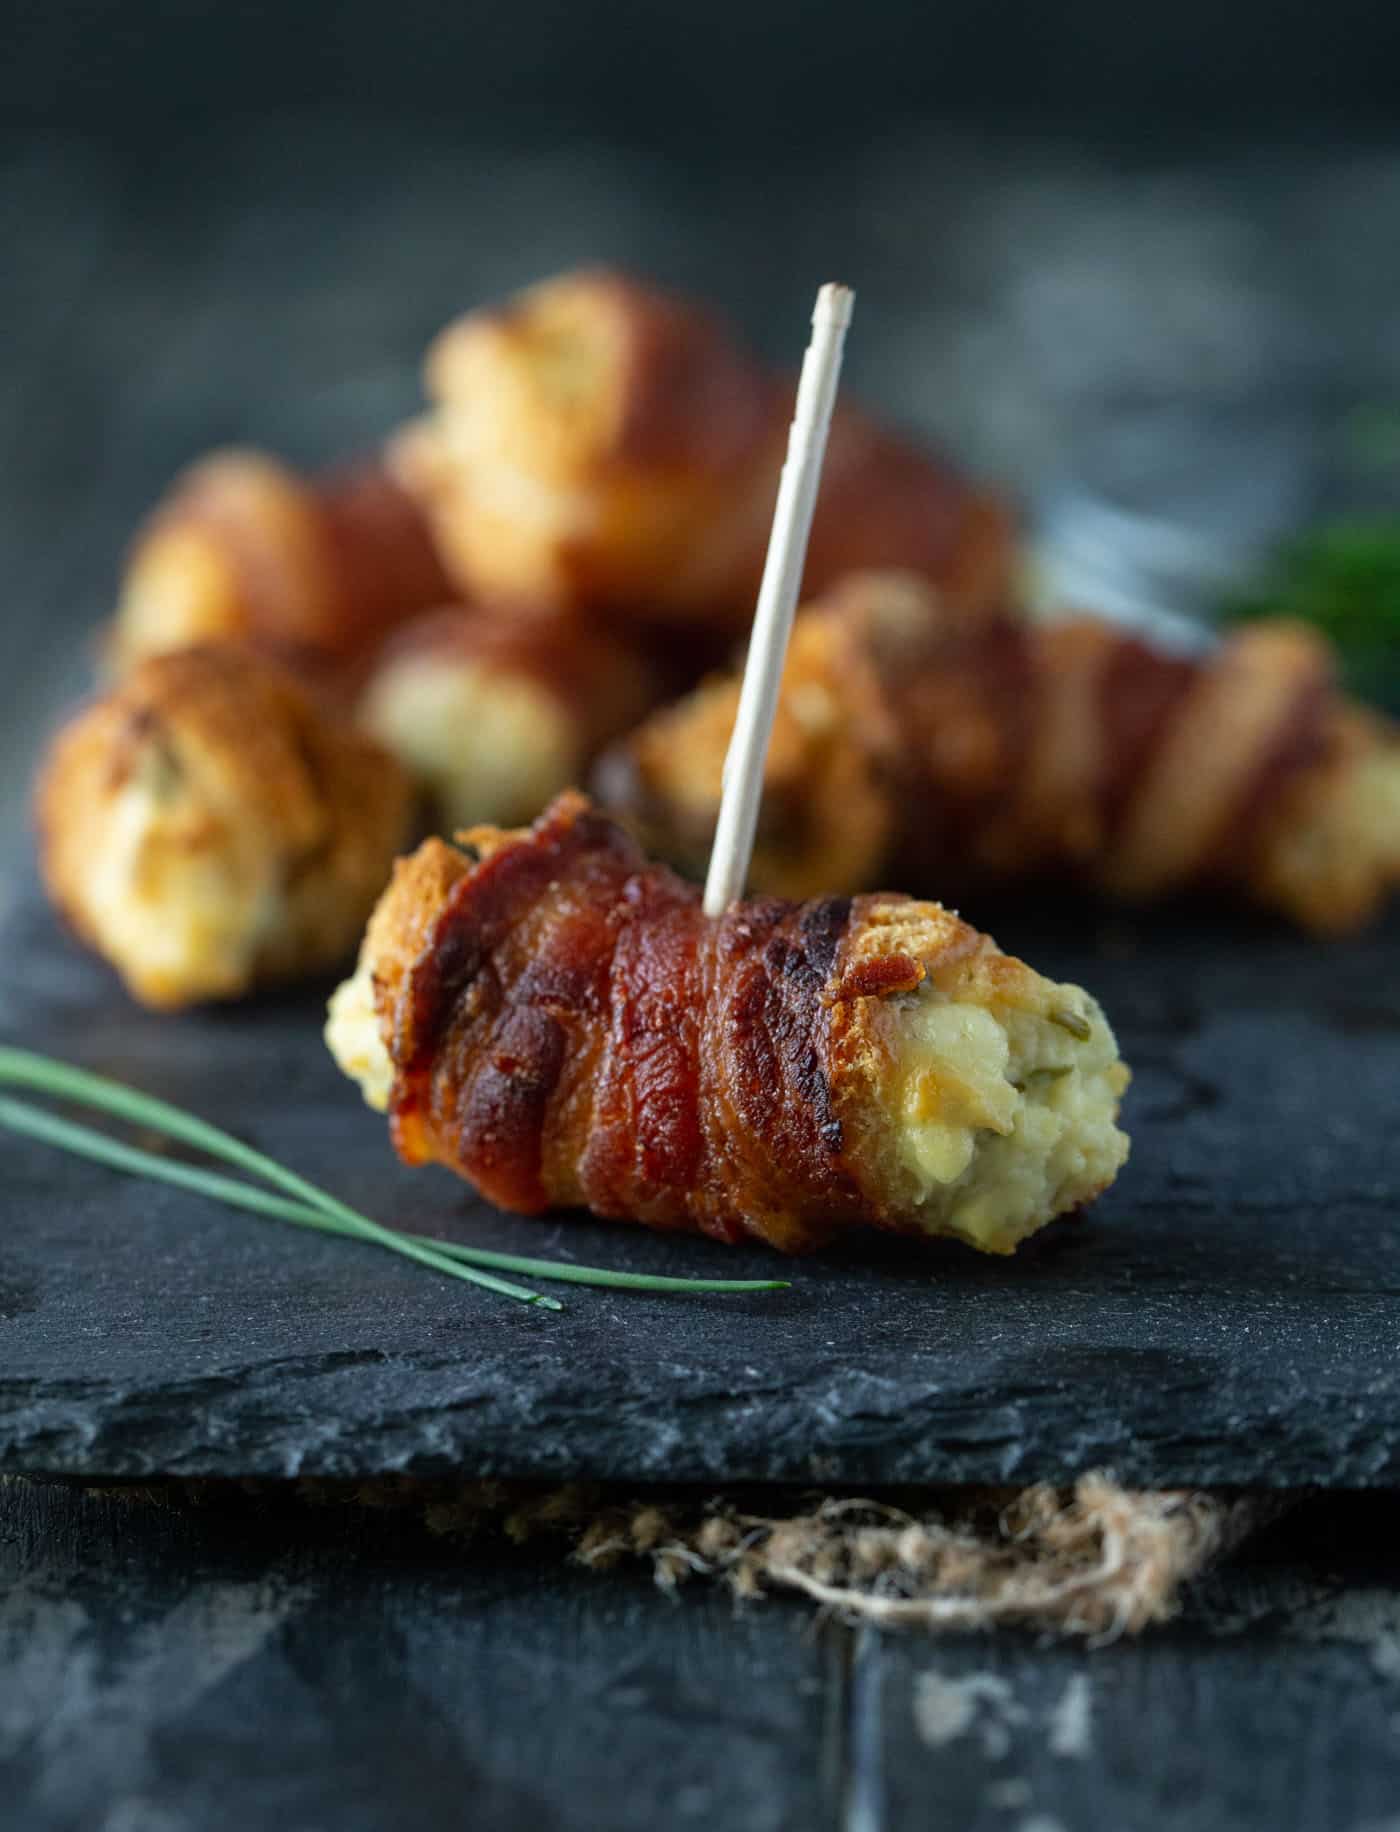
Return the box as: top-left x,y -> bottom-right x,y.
33,268 -> 1400,1257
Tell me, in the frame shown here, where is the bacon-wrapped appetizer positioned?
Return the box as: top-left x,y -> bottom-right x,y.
597,573 -> 1400,933
36,645 -> 414,1009
390,268 -> 1014,635
358,606 -> 662,831
107,450 -> 454,679
325,793 -> 1129,1256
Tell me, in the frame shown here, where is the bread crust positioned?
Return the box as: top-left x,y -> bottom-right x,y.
37,644 -> 414,1007
393,268 -> 1016,633
109,451 -> 453,679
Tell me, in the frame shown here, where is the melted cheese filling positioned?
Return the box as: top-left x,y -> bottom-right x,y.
876,986 -> 1130,1254
326,953 -> 394,1112
362,659 -> 578,831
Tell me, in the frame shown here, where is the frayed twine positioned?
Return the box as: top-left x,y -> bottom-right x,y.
76,1470 -> 1274,1641
425,1474 -> 1269,1642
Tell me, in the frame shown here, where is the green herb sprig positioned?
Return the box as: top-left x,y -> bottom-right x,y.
0,1046 -> 788,1306
1220,517 -> 1400,712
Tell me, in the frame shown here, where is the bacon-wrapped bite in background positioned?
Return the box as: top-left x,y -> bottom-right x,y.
326,793 -> 1129,1256
107,450 -> 454,680
37,645 -> 414,1009
390,267 -> 1015,635
357,606 -> 662,831
597,572 -> 1400,933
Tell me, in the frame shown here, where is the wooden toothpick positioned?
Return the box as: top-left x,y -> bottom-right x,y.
702,282 -> 854,917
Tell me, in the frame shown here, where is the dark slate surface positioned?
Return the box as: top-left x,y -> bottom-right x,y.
3,864 -> 1397,1489
6,1477 -> 1400,1832
3,127 -> 1400,1494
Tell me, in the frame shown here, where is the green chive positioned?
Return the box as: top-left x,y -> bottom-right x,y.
403,1235 -> 789,1293
0,1094 -> 357,1230
0,1050 -> 556,1309
0,1047 -> 789,1298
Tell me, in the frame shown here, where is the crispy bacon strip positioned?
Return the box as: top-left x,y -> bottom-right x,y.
390,268 -> 1015,634
108,450 -> 454,679
597,573 -> 1400,932
327,795 -> 1130,1255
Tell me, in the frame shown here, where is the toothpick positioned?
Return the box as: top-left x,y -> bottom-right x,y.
702,282 -> 854,917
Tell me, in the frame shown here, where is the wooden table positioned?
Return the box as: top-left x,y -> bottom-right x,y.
6,1480 -> 1400,1831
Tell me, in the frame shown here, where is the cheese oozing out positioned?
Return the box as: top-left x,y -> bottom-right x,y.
360,652 -> 578,832
866,976 -> 1130,1254
326,952 -> 395,1113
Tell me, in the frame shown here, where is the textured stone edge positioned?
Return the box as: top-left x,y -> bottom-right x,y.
2,1356 -> 1396,1488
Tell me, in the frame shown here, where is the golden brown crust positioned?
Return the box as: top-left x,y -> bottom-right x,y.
1245,703 -> 1400,933
358,837 -> 475,1023
36,644 -> 414,1008
598,573 -> 1400,932
393,268 -> 1016,633
108,450 -> 454,680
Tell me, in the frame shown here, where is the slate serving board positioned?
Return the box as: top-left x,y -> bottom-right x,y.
1,865 -> 1397,1490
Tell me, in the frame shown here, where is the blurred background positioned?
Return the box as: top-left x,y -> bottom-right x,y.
6,0 -> 1400,845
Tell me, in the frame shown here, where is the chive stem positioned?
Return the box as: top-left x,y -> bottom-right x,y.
0,1092 -> 558,1308
418,1237 -> 789,1293
0,1047 -> 790,1297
